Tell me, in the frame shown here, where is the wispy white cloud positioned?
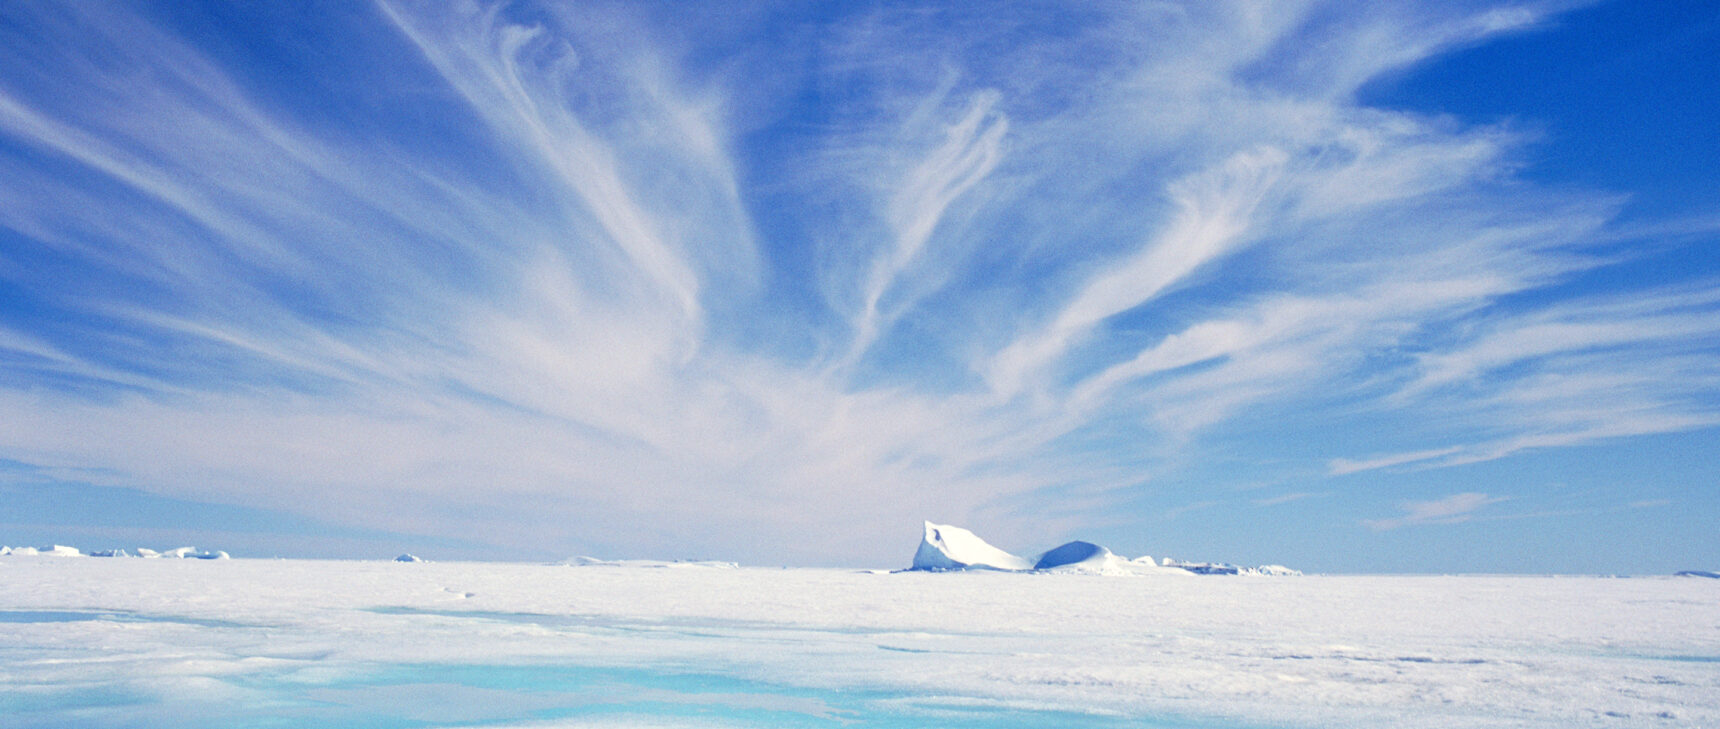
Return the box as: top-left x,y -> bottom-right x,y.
1330,447 -> 1463,476
0,1 -> 1711,563
1364,492 -> 1508,531
1254,492 -> 1328,507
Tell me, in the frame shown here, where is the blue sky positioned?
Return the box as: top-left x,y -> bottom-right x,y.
1,0 -> 1716,572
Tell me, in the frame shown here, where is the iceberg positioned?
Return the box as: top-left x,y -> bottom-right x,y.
1676,570 -> 1720,579
159,547 -> 229,560
906,523 -> 1295,576
394,554 -> 426,563
1033,540 -> 1110,569
1162,558 -> 1303,576
0,545 -> 80,557
2,545 -> 229,560
910,522 -> 1033,571
1033,542 -> 1197,576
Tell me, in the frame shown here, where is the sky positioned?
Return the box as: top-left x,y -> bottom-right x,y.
1,0 -> 1716,573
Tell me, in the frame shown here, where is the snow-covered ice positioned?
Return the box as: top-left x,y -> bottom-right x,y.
907,522 -> 1292,576
910,522 -> 1034,571
1,558 -> 1716,728
0,545 -> 82,557
1,544 -> 228,559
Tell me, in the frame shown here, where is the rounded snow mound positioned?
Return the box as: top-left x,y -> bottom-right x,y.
1034,541 -> 1111,570
394,554 -> 426,563
1034,542 -> 1194,576
911,522 -> 1032,571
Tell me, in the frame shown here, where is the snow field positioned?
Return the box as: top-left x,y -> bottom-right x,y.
1,558 -> 1716,728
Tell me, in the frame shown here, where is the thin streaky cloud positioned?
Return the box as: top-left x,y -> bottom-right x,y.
0,1 -> 1712,567
1330,447 -> 1464,476
1363,492 -> 1508,531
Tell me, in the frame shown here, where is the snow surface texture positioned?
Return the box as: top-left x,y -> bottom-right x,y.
908,522 -> 1286,575
2,558 -> 1716,729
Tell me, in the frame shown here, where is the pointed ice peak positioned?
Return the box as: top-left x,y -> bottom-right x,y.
911,522 -> 1033,571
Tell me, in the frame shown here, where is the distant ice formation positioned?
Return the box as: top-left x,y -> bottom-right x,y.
907,522 -> 1298,575
1,545 -> 226,559
1033,540 -> 1111,569
1162,559 -> 1303,576
1676,570 -> 1720,579
394,554 -> 426,563
911,522 -> 1033,571
0,545 -> 82,557
158,547 -> 229,560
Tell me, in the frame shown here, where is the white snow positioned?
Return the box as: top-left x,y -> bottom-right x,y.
1,559 -> 1716,729
910,522 -> 1034,571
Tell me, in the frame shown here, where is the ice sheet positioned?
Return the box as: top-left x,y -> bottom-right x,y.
2,558 -> 1716,727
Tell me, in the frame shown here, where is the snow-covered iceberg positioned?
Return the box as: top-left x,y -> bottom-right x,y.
911,522 -> 1034,571
1034,540 -> 1111,570
1032,541 -> 1195,576
0,545 -> 82,557
131,546 -> 227,559
906,523 -> 1297,576
394,554 -> 426,563
0,545 -> 233,559
1161,558 -> 1303,576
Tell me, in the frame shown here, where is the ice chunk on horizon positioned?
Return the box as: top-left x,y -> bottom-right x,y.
1034,541 -> 1196,576
911,522 -> 1034,571
1676,570 -> 1720,579
907,523 -> 1290,576
0,545 -> 81,557
1,544 -> 235,560
394,554 -> 426,563
1163,558 -> 1303,576
158,547 -> 228,560
1033,540 -> 1110,569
